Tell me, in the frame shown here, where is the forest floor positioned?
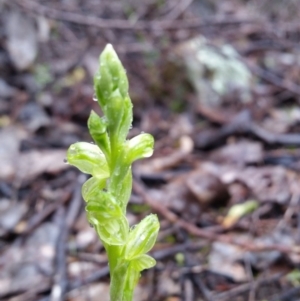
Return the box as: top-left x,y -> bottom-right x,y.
1,0 -> 300,300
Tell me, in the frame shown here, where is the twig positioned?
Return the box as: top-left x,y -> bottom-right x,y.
133,179 -> 300,255
50,176 -> 85,301
250,64 -> 300,98
68,252 -> 108,265
50,207 -> 68,301
23,191 -> 71,235
2,281 -> 51,301
183,277 -> 194,301
152,241 -> 206,260
163,0 -> 195,20
214,273 -> 283,301
68,266 -> 110,291
15,0 -> 255,30
191,275 -> 213,301
195,110 -> 300,149
269,286 -> 300,301
65,175 -> 86,228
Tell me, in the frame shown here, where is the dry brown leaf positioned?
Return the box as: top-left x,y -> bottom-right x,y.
17,149 -> 68,183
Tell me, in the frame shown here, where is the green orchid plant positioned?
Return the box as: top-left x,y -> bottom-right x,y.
66,44 -> 160,301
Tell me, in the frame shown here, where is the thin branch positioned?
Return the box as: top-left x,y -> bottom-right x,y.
163,0 -> 195,20
214,273 -> 283,301
15,0 -> 255,30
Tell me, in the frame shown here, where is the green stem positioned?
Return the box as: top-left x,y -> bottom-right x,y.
109,261 -> 129,301
122,268 -> 139,301
106,245 -> 120,274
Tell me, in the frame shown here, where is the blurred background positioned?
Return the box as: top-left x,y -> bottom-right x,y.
1,0 -> 300,300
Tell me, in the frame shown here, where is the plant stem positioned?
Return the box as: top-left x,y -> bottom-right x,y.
106,245 -> 120,274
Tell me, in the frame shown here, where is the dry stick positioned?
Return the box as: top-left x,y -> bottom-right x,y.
192,276 -> 213,301
23,191 -> 71,235
50,207 -> 68,301
183,237 -> 212,301
213,273 -> 283,301
152,241 -> 206,260
163,0 -> 195,20
50,178 -> 84,301
195,110 -> 300,149
133,180 -> 300,255
250,64 -> 300,98
184,278 -> 195,301
269,287 -> 300,301
65,175 -> 86,228
16,0 -> 255,30
68,266 -> 110,291
4,281 -> 52,301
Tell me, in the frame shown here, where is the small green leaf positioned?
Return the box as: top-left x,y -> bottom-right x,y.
81,177 -> 106,202
227,200 -> 259,218
106,91 -> 124,136
66,142 -> 109,178
126,133 -> 154,164
130,254 -> 156,271
286,269 -> 300,286
116,169 -> 132,212
94,67 -> 112,110
118,96 -> 133,142
124,214 -> 159,260
223,199 -> 259,227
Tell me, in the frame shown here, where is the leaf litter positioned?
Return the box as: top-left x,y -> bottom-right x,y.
1,0 -> 300,300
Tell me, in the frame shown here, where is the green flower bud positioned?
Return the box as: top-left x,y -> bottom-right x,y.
94,44 -> 129,112
124,214 -> 159,260
126,133 -> 154,164
88,110 -> 110,159
94,67 -> 112,111
88,212 -> 129,245
85,191 -> 122,219
66,142 -> 109,178
130,254 -> 156,272
86,191 -> 129,245
81,177 -> 106,202
100,44 -> 128,98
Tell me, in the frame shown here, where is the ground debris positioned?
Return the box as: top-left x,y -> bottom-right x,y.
1,0 -> 300,300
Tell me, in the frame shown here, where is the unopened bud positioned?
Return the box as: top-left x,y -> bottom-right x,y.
124,214 -> 159,260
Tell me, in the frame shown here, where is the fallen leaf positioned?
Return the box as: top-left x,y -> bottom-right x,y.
0,126 -> 24,180
17,149 -> 68,183
209,242 -> 248,282
211,140 -> 263,165
0,201 -> 28,231
0,223 -> 59,297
